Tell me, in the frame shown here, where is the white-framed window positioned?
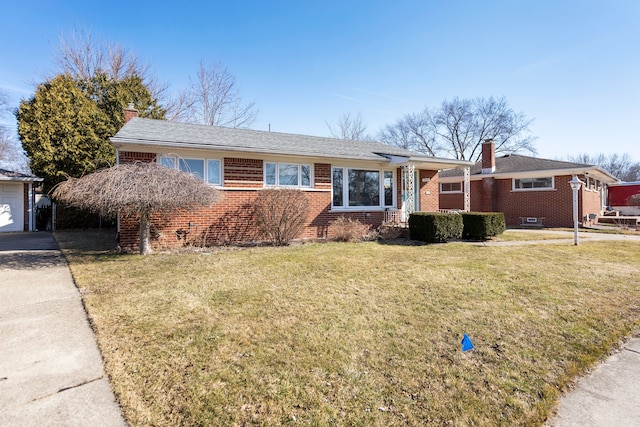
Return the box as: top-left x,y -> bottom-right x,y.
207,159 -> 221,185
332,167 -> 395,209
513,177 -> 554,190
264,162 -> 312,187
158,155 -> 222,186
440,182 -> 463,193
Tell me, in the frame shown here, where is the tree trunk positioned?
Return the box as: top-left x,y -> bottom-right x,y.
139,211 -> 153,255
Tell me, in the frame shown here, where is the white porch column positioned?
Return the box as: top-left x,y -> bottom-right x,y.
463,166 -> 471,212
402,164 -> 415,222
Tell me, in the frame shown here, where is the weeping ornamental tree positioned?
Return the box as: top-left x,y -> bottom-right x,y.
52,162 -> 221,255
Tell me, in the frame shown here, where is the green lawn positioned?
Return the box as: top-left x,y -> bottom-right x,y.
56,231 -> 640,426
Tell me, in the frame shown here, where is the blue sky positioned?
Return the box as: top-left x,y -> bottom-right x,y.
1,0 -> 639,161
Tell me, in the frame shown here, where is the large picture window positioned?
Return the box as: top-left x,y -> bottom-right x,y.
349,169 -> 380,206
265,162 -> 312,187
513,177 -> 554,190
332,167 -> 395,209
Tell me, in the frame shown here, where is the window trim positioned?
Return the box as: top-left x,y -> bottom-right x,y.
264,162 -> 313,188
332,166 -> 396,210
512,176 -> 555,191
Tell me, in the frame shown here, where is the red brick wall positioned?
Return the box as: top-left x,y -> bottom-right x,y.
438,174 -> 605,228
224,157 -> 263,188
481,177 -> 496,212
419,170 -> 439,211
119,151 -> 156,163
116,150 -> 441,250
118,189 -> 388,251
315,163 -> 331,190
439,192 -> 464,210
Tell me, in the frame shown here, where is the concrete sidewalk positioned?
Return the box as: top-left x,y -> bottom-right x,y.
478,228 -> 640,246
0,232 -> 126,426
547,336 -> 640,426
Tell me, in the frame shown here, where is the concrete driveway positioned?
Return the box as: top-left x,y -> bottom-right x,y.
0,232 -> 126,426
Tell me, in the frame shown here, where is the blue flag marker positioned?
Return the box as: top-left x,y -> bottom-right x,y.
461,333 -> 474,352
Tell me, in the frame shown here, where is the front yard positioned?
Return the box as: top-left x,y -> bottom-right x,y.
56,231 -> 640,426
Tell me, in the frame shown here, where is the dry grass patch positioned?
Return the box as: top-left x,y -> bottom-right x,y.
56,231 -> 640,426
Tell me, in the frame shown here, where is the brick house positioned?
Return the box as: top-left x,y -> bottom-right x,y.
111,107 -> 472,251
439,140 -> 619,228
0,169 -> 42,232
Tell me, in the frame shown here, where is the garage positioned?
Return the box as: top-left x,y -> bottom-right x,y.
0,169 -> 43,232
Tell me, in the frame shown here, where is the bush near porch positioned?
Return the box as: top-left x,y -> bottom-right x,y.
409,212 -> 464,242
461,212 -> 506,240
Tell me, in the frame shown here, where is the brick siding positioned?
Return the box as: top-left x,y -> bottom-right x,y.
224,157 -> 263,187
119,151 -> 156,163
439,174 -> 605,228
116,151 -> 440,251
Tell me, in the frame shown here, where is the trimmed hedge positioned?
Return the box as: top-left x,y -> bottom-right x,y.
461,212 -> 506,240
409,212 -> 463,243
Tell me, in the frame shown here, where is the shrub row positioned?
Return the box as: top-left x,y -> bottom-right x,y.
461,212 -> 506,240
408,212 -> 463,243
409,211 -> 505,242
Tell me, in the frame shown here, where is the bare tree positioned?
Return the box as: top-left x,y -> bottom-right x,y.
566,153 -> 640,182
0,90 -> 28,171
0,90 -> 10,161
177,61 -> 258,128
378,110 -> 439,155
326,112 -> 370,140
53,27 -> 168,103
51,162 -> 221,255
378,96 -> 536,160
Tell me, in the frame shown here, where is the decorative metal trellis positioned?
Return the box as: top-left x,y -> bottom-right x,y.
464,166 -> 471,212
402,164 -> 415,222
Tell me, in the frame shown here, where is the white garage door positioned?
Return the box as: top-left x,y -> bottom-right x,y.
0,183 -> 24,232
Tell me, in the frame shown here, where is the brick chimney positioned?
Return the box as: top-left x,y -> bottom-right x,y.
123,102 -> 139,123
481,139 -> 496,174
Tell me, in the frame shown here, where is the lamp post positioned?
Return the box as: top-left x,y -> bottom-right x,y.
569,175 -> 583,245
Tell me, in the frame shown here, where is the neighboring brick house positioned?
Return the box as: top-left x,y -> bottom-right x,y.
110,107 -> 472,251
0,169 -> 42,232
439,140 -> 619,228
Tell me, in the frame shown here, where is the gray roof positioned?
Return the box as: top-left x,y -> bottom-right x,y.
440,154 -> 618,182
0,169 -> 42,182
111,118 -> 471,168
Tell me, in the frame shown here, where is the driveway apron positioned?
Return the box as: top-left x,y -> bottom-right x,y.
0,232 -> 126,426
